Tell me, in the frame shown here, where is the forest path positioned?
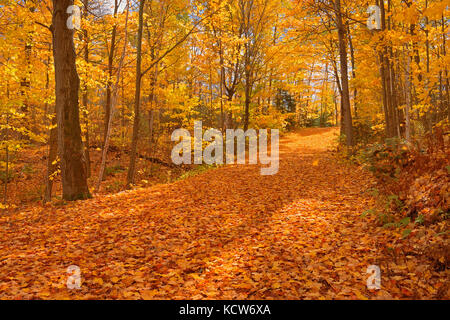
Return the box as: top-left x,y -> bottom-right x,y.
1,128 -> 394,299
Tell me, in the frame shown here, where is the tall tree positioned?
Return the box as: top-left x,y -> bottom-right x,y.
333,0 -> 354,146
52,0 -> 90,200
97,0 -> 130,191
126,0 -> 145,188
103,0 -> 121,145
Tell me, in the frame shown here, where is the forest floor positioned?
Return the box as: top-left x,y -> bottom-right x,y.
0,127 -> 448,299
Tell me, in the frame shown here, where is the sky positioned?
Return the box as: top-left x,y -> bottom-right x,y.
104,0 -> 128,13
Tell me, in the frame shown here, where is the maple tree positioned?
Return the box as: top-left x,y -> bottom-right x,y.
0,0 -> 448,300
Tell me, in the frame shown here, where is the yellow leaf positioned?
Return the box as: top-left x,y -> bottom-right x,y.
111,276 -> 120,283
39,291 -> 50,297
189,273 -> 203,280
140,289 -> 157,300
93,277 -> 104,286
354,290 -> 368,300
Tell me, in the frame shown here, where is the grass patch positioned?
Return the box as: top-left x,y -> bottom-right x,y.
177,164 -> 219,181
104,165 -> 126,177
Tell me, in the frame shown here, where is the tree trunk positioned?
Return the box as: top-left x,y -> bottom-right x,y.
43,42 -> 58,203
378,0 -> 397,138
442,15 -> 450,121
52,0 -> 90,201
126,0 -> 145,188
97,0 -> 129,191
104,0 -> 119,145
83,0 -> 91,177
347,24 -> 357,119
335,0 -> 354,147
405,48 -> 412,142
244,67 -> 251,131
219,39 -> 225,132
3,85 -> 10,204
44,111 -> 58,202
